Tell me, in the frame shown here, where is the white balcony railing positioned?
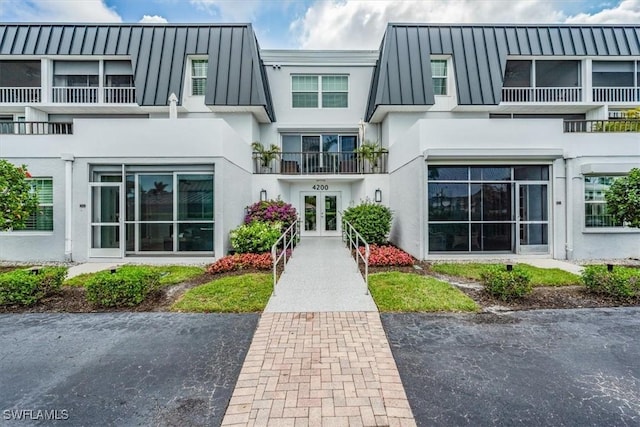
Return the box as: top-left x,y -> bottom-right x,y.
52,86 -> 99,103
502,87 -> 583,103
104,87 -> 136,103
0,87 -> 41,103
593,87 -> 640,103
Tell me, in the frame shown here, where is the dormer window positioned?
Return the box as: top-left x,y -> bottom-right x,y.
431,60 -> 448,95
502,59 -> 582,102
191,59 -> 208,96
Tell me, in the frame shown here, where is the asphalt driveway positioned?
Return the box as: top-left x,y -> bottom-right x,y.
0,313 -> 259,426
382,308 -> 640,427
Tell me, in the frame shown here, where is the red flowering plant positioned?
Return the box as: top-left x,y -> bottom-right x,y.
358,244 -> 414,267
207,253 -> 273,274
244,199 -> 297,230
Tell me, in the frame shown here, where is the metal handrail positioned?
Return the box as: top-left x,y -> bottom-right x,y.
342,219 -> 370,295
271,218 -> 299,294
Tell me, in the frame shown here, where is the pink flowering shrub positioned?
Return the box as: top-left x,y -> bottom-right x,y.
244,200 -> 297,229
358,244 -> 414,267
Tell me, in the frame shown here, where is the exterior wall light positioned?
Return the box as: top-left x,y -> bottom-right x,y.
374,188 -> 382,203
260,189 -> 268,201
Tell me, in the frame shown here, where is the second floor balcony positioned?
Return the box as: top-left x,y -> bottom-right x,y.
0,86 -> 136,105
0,121 -> 73,135
253,151 -> 389,175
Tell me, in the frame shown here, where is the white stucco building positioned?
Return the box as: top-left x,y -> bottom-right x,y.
1,23 -> 638,262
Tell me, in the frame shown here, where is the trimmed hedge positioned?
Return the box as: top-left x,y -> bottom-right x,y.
230,221 -> 282,254
0,266 -> 67,306
85,266 -> 160,307
342,202 -> 392,245
582,266 -> 640,298
481,265 -> 532,301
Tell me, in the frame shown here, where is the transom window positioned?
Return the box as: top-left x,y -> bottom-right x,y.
431,60 -> 448,95
25,178 -> 53,231
584,176 -> 623,228
191,59 -> 208,96
291,75 -> 348,108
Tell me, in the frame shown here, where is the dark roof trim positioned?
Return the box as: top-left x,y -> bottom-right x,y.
366,24 -> 640,120
0,23 -> 275,121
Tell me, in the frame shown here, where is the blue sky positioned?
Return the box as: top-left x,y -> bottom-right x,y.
1,0 -> 639,49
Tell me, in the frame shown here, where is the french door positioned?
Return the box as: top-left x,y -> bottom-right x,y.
516,183 -> 549,254
88,182 -> 123,257
301,192 -> 341,237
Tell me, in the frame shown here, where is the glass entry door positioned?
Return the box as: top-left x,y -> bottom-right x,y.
301,192 -> 341,236
89,182 -> 123,257
516,183 -> 549,254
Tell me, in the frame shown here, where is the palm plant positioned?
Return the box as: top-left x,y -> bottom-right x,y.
252,142 -> 281,171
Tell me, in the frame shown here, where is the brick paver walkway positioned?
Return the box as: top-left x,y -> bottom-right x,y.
222,312 -> 416,426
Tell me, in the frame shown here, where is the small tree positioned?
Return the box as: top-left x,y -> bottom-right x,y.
605,168 -> 640,228
0,160 -> 38,231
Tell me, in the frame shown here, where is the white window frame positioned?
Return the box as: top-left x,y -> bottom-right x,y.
431,58 -> 448,96
584,175 -> 624,228
25,177 -> 53,231
190,58 -> 208,96
291,74 -> 349,108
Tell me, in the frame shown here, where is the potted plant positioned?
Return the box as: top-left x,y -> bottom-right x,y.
252,142 -> 281,173
355,140 -> 388,172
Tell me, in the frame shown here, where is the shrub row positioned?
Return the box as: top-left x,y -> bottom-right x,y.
359,244 -> 414,267
85,265 -> 161,308
480,265 -> 532,301
207,253 -> 273,274
581,266 -> 640,298
0,266 -> 67,306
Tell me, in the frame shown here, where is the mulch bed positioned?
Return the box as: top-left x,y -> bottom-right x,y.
0,268 -> 268,314
1,262 -> 638,313
367,262 -> 640,311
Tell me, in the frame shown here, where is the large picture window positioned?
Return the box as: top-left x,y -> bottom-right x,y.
124,172 -> 214,253
25,178 -> 53,231
292,75 -> 348,108
427,166 -> 549,253
584,176 -> 623,228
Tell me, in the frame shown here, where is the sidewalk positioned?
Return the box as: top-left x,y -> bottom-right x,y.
222,237 -> 416,426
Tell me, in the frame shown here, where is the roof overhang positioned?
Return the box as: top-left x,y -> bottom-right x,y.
207,105 -> 272,123
423,148 -> 565,161
368,105 -> 432,123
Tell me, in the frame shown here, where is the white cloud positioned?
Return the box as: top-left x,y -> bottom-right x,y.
189,0 -> 264,21
292,0 -> 564,50
566,0 -> 640,23
1,0 -> 122,22
291,0 -> 637,49
139,15 -> 169,24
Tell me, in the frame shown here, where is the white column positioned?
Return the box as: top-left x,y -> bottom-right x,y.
41,59 -> 51,103
61,153 -> 75,261
98,60 -> 104,104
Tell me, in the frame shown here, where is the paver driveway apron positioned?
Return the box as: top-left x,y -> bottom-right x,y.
222,237 -> 416,426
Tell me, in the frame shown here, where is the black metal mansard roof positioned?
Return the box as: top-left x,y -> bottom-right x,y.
366,24 -> 640,120
0,23 -> 275,121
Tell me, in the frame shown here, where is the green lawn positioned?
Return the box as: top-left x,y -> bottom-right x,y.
430,263 -> 580,287
171,273 -> 272,313
369,272 -> 478,312
64,265 -> 205,287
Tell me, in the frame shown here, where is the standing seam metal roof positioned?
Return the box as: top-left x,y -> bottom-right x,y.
366,24 -> 640,120
0,23 -> 275,121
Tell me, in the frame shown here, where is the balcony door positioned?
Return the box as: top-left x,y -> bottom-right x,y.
301,192 -> 341,237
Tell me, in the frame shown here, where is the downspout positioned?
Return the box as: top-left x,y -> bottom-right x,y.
565,157 -> 574,260
61,153 -> 74,261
